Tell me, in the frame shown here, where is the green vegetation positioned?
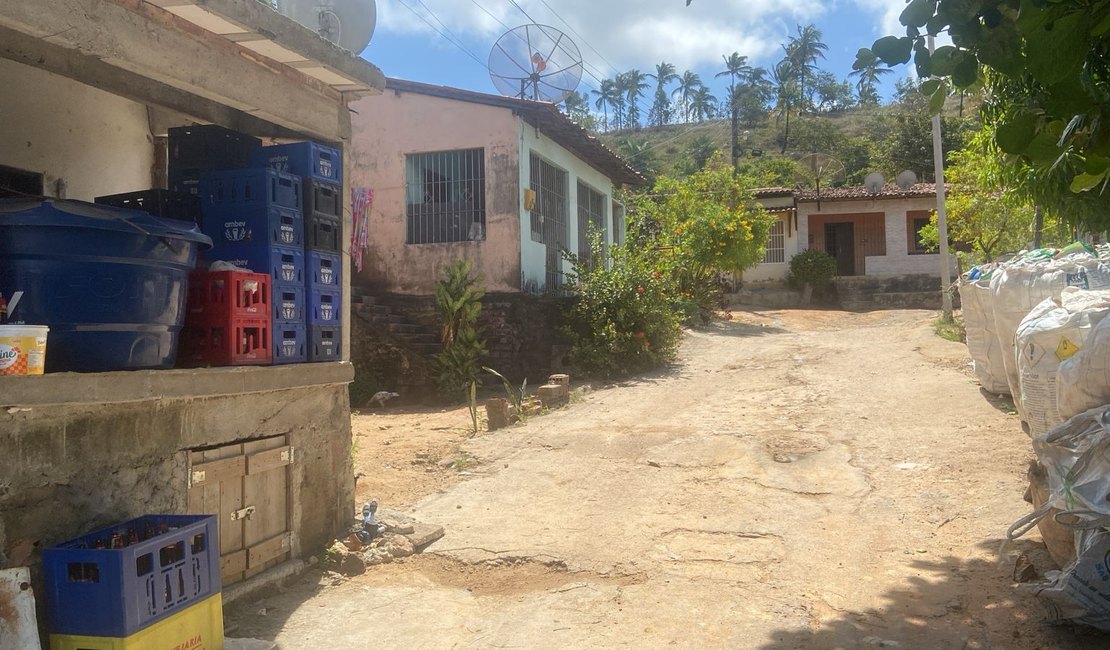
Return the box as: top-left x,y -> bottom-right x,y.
933,316 -> 966,343
859,0 -> 1110,231
787,249 -> 838,305
433,260 -> 487,419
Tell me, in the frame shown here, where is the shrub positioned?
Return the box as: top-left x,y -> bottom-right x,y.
562,238 -> 682,378
788,249 -> 838,287
433,260 -> 486,398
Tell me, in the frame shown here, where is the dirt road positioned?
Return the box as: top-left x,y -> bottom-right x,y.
226,309 -> 1107,649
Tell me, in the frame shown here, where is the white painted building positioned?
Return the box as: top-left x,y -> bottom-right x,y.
743,184 -> 956,283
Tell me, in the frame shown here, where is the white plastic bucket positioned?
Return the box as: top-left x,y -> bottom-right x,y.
0,325 -> 48,375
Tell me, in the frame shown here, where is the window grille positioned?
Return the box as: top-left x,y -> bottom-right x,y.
576,181 -> 607,267
762,218 -> 786,264
529,154 -> 568,248
405,149 -> 485,244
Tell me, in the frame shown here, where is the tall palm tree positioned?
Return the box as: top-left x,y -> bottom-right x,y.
674,70 -> 703,124
622,69 -> 651,129
592,79 -> 617,132
715,52 -> 751,96
563,90 -> 588,119
784,24 -> 828,114
849,60 -> 893,106
690,86 -> 718,122
648,62 -> 679,127
770,59 -> 799,153
612,73 -> 630,131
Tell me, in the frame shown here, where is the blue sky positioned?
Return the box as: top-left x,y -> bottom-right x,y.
356,0 -> 910,111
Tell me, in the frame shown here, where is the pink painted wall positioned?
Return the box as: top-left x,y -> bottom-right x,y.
348,90 -> 522,295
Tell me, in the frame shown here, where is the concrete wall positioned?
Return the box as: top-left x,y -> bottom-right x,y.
520,124 -> 616,292
0,58 -> 154,201
743,216 -> 799,283
0,364 -> 354,582
798,196 -> 955,277
348,91 -> 522,295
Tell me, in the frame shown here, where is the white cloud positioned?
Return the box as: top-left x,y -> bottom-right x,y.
850,0 -> 906,37
377,0 -> 829,78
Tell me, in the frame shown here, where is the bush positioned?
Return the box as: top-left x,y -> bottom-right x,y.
432,260 -> 486,397
562,239 -> 682,379
788,249 -> 838,287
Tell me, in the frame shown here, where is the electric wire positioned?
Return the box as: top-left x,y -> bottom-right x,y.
394,0 -> 487,69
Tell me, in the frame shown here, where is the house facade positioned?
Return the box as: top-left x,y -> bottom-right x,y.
349,79 -> 643,296
743,183 -> 956,283
0,0 -> 383,596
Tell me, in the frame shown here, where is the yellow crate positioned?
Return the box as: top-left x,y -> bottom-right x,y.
50,593 -> 223,650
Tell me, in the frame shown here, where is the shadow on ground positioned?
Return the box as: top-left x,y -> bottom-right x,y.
758,539 -> 1108,650
693,319 -> 789,338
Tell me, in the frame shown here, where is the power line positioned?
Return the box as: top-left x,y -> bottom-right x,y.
536,0 -> 621,79
396,0 -> 487,68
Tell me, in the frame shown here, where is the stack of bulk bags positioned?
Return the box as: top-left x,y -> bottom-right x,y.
1014,288 -> 1110,437
991,247 -> 1110,409
958,265 -> 1010,394
1058,307 -> 1110,421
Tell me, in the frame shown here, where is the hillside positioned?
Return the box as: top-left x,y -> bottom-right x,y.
598,97 -> 979,187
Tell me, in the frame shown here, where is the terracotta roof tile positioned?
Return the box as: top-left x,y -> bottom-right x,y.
795,183 -> 940,202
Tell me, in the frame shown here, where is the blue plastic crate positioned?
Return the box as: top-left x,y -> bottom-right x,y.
251,142 -> 341,184
308,288 -> 340,325
205,243 -> 305,285
42,514 -> 220,638
304,180 -> 341,218
273,283 -> 305,323
273,322 -> 307,364
199,168 -> 302,212
308,325 -> 341,362
307,214 -> 341,252
201,204 -> 303,247
308,251 -> 341,289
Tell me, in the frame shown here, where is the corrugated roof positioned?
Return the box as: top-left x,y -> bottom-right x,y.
795,183 -> 939,202
385,78 -> 646,186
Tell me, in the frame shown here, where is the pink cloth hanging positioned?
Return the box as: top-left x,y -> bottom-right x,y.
349,187 -> 373,273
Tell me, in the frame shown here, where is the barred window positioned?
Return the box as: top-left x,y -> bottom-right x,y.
529,154 -> 568,248
405,149 -> 485,244
576,181 -> 607,267
762,218 -> 786,264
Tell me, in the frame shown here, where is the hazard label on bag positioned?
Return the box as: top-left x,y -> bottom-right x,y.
1057,337 -> 1081,360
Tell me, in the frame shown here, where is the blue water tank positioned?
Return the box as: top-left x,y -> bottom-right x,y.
0,198 -> 212,372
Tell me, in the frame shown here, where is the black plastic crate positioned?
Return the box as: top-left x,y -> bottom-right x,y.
307,213 -> 341,252
168,167 -> 202,196
308,325 -> 341,362
169,125 -> 260,171
304,180 -> 341,218
95,190 -> 201,225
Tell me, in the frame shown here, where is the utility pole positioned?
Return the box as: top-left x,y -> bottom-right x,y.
929,35 -> 953,321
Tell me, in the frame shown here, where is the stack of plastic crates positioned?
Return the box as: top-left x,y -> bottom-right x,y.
168,125 -> 260,196
252,142 -> 343,362
43,514 -> 223,649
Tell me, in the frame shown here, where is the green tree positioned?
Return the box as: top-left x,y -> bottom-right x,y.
784,24 -> 828,113
716,52 -> 751,97
618,137 -> 658,181
648,61 -> 679,127
770,59 -> 800,153
592,79 -> 617,132
849,58 -> 892,107
622,69 -> 651,129
857,0 -> 1110,231
810,71 -> 855,114
690,85 -> 718,122
675,70 -> 703,124
433,260 -> 487,402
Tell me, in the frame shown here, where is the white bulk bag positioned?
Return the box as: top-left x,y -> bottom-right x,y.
1015,288 -> 1110,437
958,267 -> 1010,394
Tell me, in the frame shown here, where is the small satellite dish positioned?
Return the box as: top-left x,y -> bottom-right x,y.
795,153 -> 846,210
274,0 -> 376,54
489,24 -> 584,103
896,170 -> 918,191
864,172 -> 885,194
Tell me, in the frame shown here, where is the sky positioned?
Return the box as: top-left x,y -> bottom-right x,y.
354,0 -> 912,112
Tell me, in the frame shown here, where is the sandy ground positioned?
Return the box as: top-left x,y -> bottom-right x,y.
225,308 -> 1109,649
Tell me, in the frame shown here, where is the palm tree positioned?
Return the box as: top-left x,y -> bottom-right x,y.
690,86 -> 718,122
622,69 -> 651,130
563,90 -> 588,118
648,62 -> 679,127
592,79 -> 617,132
675,70 -> 703,124
612,73 -> 629,131
715,52 -> 751,96
850,60 -> 893,106
770,59 -> 799,153
784,24 -> 828,114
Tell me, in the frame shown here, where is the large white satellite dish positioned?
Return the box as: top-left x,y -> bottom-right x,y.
274,0 -> 376,55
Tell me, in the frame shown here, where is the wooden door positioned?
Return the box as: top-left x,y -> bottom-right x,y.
825,222 -> 856,276
187,435 -> 293,586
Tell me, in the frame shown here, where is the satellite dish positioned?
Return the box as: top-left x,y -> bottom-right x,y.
488,24 -> 584,102
864,172 -> 885,194
274,0 -> 376,54
896,170 -> 918,191
794,153 -> 846,190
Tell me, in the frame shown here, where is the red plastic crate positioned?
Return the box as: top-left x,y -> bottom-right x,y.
178,317 -> 271,366
186,270 -> 270,325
